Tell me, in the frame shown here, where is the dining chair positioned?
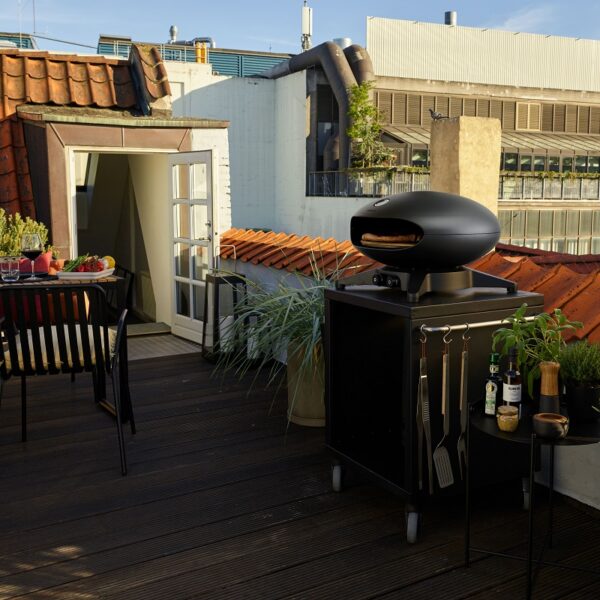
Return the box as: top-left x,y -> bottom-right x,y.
0,283 -> 135,475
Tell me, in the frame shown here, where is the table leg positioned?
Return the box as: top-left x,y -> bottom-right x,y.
526,433 -> 536,600
548,444 -> 555,549
464,409 -> 471,568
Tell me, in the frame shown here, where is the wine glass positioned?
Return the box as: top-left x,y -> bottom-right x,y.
21,233 -> 43,280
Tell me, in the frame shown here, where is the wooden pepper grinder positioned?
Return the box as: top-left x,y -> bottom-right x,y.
539,361 -> 561,414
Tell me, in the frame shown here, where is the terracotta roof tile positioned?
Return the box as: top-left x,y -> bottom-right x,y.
0,45 -> 171,217
220,228 -> 378,278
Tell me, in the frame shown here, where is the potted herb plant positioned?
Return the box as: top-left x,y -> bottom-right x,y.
0,210 -> 54,272
492,303 -> 582,399
215,265 -> 338,428
558,340 -> 600,422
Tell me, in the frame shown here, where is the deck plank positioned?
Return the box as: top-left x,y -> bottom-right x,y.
0,352 -> 598,599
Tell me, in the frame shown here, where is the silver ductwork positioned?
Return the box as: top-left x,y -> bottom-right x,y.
259,41 -> 374,170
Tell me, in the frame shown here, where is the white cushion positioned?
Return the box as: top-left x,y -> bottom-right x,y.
2,325 -> 116,373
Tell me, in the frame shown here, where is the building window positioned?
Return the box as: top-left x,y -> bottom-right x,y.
575,156 -> 588,173
503,153 -> 518,171
562,157 -> 573,172
411,149 -> 428,167
533,156 -> 545,172
589,156 -> 600,173
520,155 -> 532,172
548,156 -> 560,172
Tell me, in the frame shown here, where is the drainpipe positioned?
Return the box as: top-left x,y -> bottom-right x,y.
259,41 -> 374,171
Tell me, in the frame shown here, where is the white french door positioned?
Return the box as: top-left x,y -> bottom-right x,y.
169,151 -> 214,343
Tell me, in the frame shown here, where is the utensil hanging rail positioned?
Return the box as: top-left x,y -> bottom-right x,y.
420,316 -> 535,335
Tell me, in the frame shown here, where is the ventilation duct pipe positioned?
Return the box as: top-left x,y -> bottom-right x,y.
258,41 -> 374,171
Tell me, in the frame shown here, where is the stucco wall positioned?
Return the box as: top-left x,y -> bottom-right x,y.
166,62 -> 276,232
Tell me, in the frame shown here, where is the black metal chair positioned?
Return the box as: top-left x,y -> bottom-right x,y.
106,265 -> 134,323
0,283 -> 135,475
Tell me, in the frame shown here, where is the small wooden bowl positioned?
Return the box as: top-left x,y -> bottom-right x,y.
533,413 -> 569,440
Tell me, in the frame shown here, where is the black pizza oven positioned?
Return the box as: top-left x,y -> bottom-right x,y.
351,191 -> 500,269
341,191 -> 515,302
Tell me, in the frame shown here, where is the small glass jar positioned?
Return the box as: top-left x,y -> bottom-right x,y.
497,405 -> 519,432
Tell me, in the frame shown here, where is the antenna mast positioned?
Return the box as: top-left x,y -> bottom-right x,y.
301,1 -> 312,51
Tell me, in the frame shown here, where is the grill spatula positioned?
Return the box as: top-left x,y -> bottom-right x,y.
433,332 -> 454,489
457,331 -> 469,480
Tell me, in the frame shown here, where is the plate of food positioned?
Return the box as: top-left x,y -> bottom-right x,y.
57,255 -> 116,280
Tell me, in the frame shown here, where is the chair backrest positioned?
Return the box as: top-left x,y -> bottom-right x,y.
0,283 -> 111,378
106,265 -> 134,315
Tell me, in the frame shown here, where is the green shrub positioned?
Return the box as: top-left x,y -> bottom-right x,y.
0,209 -> 52,256
559,340 -> 600,387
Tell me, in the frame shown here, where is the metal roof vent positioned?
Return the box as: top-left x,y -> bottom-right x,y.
168,25 -> 178,44
445,11 -> 457,26
333,37 -> 352,49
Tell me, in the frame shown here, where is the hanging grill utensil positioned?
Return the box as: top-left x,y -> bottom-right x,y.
433,326 -> 455,489
457,325 -> 470,480
416,325 -> 434,495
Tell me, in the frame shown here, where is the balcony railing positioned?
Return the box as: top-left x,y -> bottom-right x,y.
308,171 -> 600,200
308,171 -> 430,197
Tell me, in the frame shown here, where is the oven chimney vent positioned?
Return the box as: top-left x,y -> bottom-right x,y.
445,11 -> 457,26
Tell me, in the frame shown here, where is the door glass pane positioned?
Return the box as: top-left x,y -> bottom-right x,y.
176,281 -> 190,317
192,245 -> 209,281
580,211 -> 592,236
553,210 -> 566,236
503,153 -> 518,171
511,211 -> 525,238
520,155 -> 532,172
173,203 -> 190,239
566,211 -> 580,236
575,156 -> 588,173
191,163 -> 208,199
539,211 -> 553,237
192,204 -> 209,240
548,156 -> 560,172
193,284 -> 205,321
175,243 -> 190,277
526,211 -> 539,237
173,164 -> 190,199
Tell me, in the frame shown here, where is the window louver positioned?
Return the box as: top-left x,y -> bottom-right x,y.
392,93 -> 406,125
407,94 -> 421,125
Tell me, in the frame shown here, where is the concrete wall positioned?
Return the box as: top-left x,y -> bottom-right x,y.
430,116 -> 501,215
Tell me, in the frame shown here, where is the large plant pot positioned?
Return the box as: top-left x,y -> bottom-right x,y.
565,385 -> 600,422
286,342 -> 325,427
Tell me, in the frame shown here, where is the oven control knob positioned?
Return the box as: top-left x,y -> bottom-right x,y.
386,276 -> 399,288
372,273 -> 383,286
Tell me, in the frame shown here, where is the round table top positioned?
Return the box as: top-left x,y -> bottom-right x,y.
471,410 -> 600,447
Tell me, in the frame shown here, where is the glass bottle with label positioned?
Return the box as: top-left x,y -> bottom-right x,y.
502,346 -> 522,417
484,352 -> 502,416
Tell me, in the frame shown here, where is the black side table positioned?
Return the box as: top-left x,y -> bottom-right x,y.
464,411 -> 600,600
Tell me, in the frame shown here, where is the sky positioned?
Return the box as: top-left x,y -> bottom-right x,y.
2,0 -> 600,54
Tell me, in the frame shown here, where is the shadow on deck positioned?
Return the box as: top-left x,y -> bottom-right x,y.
0,352 -> 599,598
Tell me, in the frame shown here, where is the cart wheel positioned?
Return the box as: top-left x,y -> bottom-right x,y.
332,464 -> 343,492
406,511 -> 419,544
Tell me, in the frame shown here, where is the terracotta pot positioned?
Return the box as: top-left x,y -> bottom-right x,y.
19,250 -> 52,274
48,258 -> 65,275
565,385 -> 600,422
286,341 -> 325,427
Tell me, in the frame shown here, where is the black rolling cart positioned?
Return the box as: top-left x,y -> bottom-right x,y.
324,286 -> 544,543
465,413 -> 600,599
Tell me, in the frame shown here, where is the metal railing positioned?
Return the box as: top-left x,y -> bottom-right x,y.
308,171 -> 430,197
308,171 -> 600,200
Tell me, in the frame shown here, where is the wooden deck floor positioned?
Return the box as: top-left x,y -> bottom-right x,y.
0,353 -> 599,599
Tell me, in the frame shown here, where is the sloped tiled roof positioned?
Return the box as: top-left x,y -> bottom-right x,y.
221,229 -> 600,343
0,45 -> 171,216
470,253 -> 600,342
219,228 -> 380,278
496,243 -> 600,274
